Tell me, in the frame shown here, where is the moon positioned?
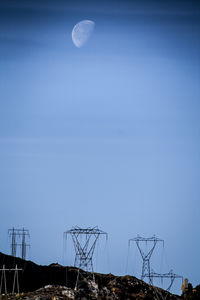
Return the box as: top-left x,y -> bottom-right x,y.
72,20 -> 95,48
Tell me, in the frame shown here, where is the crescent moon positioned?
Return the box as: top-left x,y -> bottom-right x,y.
72,20 -> 95,48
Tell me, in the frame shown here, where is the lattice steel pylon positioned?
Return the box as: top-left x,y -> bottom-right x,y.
147,269 -> 183,291
9,228 -> 17,257
146,270 -> 183,300
0,265 -> 23,295
8,228 -> 30,260
129,235 -> 164,283
64,226 -> 107,273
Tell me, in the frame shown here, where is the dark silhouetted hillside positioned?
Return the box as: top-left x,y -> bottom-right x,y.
0,252 -> 183,299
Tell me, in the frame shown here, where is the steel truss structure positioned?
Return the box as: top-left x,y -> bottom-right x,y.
129,235 -> 164,283
147,269 -> 183,291
0,265 -> 23,295
146,270 -> 183,300
64,226 -> 107,272
8,228 -> 30,260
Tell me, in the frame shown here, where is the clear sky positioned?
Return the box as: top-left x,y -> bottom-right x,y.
0,0 -> 200,295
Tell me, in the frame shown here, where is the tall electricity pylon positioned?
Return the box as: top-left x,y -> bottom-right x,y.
147,269 -> 183,291
146,270 -> 183,300
8,228 -> 30,260
21,228 -> 30,260
8,228 -> 17,257
64,226 -> 107,273
0,265 -> 23,295
129,235 -> 164,283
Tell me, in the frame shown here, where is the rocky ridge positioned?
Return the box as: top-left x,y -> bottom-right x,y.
0,252 -> 182,300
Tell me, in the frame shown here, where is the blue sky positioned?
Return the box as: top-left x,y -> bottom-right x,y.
0,0 -> 200,294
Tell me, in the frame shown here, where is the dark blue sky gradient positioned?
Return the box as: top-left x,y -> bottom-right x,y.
0,0 -> 200,294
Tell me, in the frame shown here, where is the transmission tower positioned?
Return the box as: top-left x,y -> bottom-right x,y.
147,269 -> 183,291
64,226 -> 107,273
9,228 -> 17,257
129,235 -> 164,283
8,228 -> 30,260
0,265 -> 23,295
145,270 -> 183,300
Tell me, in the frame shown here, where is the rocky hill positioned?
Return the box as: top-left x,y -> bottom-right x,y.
0,252 -> 182,299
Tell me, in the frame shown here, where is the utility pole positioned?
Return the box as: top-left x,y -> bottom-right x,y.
129,235 -> 164,283
8,228 -> 30,260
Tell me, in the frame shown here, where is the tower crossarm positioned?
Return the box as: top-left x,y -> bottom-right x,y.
129,235 -> 164,244
129,235 -> 164,260
65,226 -> 107,236
8,229 -> 29,235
